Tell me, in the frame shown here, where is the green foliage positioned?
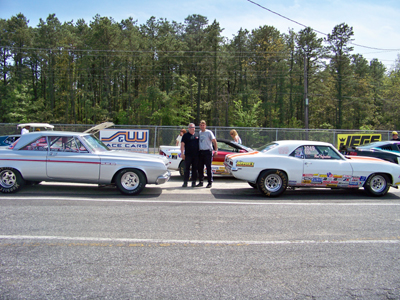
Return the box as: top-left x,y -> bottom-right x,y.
0,14 -> 398,130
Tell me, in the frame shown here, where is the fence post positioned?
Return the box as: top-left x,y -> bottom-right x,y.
153,126 -> 157,154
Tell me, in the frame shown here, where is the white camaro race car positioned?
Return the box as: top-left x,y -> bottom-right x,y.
224,140 -> 400,197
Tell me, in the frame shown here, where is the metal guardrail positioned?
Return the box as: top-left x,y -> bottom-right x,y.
0,123 -> 394,154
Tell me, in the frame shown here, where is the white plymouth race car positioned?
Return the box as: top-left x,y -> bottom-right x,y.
0,131 -> 170,195
224,140 -> 400,197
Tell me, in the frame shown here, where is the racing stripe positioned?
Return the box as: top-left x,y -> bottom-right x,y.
0,158 -> 100,165
226,151 -> 259,159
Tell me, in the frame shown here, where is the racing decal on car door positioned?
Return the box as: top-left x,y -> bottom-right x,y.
300,173 -> 366,187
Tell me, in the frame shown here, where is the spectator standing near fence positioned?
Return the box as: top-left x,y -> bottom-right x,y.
176,129 -> 186,146
230,129 -> 242,144
391,131 -> 400,141
180,123 -> 199,187
21,125 -> 30,135
197,120 -> 218,188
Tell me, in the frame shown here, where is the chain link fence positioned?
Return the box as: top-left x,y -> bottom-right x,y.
0,123 -> 393,154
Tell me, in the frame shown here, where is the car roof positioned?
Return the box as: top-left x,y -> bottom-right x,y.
358,141 -> 400,147
12,131 -> 91,150
274,140 -> 333,147
17,123 -> 54,129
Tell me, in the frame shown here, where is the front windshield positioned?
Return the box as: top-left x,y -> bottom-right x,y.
256,142 -> 279,153
81,135 -> 110,152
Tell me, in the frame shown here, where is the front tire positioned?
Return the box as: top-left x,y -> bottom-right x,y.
115,169 -> 146,195
257,170 -> 288,197
0,167 -> 25,193
364,173 -> 390,197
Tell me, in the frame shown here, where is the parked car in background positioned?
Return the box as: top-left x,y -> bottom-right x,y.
0,131 -> 170,195
0,123 -> 54,147
225,140 -> 400,197
159,138 -> 254,176
342,141 -> 400,164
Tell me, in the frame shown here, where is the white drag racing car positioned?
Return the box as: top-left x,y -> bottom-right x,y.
224,140 -> 400,197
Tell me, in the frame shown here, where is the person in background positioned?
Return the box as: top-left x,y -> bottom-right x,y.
176,129 -> 186,146
230,129 -> 242,144
21,125 -> 30,135
391,131 -> 400,141
197,120 -> 218,188
180,123 -> 199,187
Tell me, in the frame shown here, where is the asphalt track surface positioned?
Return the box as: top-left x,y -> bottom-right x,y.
1,172 -> 400,299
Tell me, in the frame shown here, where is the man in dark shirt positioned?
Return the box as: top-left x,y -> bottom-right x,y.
180,123 -> 199,187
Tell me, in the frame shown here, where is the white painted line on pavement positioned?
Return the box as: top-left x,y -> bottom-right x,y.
0,235 -> 399,245
1,196 -> 400,205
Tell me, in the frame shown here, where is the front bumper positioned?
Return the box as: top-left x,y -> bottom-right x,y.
156,170 -> 171,185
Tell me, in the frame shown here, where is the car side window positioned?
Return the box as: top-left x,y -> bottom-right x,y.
303,145 -> 341,160
49,136 -> 79,152
20,137 -> 48,151
290,146 -> 304,159
75,138 -> 89,153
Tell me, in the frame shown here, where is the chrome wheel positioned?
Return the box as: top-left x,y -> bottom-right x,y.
115,169 -> 146,195
0,169 -> 16,188
120,171 -> 140,191
257,170 -> 288,197
264,173 -> 283,193
0,167 -> 25,193
369,174 -> 387,194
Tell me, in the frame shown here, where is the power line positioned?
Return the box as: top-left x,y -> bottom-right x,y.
246,0 -> 400,52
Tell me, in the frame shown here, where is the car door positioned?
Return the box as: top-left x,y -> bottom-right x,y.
46,136 -> 101,182
17,137 -> 49,180
301,145 -> 353,187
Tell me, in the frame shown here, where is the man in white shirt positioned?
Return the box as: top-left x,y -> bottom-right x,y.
21,126 -> 30,135
197,120 -> 218,188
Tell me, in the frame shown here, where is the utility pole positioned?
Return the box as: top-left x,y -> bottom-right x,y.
304,55 -> 309,140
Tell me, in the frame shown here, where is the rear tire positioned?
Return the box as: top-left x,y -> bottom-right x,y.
179,161 -> 185,177
0,167 -> 25,193
257,170 -> 288,197
248,182 -> 257,189
115,169 -> 146,195
364,173 -> 390,197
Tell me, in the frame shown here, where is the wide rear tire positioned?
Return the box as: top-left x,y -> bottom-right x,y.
0,167 -> 25,193
257,170 -> 288,197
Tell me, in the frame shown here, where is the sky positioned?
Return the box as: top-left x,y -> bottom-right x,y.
1,0 -> 400,69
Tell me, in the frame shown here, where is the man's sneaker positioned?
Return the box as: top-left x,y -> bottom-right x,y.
182,182 -> 188,187
206,183 -> 212,188
196,182 -> 203,187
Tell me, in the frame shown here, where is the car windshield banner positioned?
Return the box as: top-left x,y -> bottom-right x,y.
100,129 -> 149,153
337,134 -> 381,149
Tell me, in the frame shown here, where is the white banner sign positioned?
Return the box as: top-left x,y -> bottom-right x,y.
100,129 -> 149,153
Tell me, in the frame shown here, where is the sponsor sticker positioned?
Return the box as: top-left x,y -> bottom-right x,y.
236,161 -> 254,167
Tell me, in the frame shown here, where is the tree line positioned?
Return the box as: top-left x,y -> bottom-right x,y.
1,13 -> 400,130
